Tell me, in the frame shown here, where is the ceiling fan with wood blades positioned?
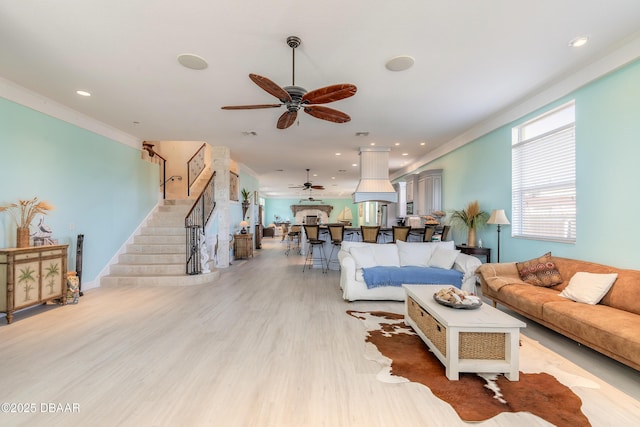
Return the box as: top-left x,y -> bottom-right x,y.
221,36 -> 357,129
289,168 -> 325,191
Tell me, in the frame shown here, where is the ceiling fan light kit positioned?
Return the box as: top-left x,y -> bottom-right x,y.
221,36 -> 357,129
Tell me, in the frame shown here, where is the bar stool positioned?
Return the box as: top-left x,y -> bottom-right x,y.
423,225 -> 436,242
303,224 -> 327,273
441,225 -> 451,241
391,226 -> 411,243
327,224 -> 345,270
360,225 -> 381,243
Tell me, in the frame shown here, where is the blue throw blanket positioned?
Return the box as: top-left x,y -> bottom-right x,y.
362,266 -> 463,289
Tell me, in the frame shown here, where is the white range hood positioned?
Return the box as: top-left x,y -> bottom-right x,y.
352,146 -> 398,203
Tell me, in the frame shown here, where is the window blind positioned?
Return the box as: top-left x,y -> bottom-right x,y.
512,116 -> 576,242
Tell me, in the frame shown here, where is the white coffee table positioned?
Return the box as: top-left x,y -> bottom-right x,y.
403,284 -> 526,381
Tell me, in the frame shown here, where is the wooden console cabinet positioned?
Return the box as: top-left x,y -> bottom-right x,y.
234,233 -> 253,259
0,244 -> 68,324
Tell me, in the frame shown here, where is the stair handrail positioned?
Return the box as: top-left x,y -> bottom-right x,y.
185,171 -> 216,275
142,142 -> 168,199
187,143 -> 207,197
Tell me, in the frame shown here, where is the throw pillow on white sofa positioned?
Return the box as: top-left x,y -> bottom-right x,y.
370,244 -> 400,266
428,246 -> 461,269
349,243 -> 400,269
349,245 -> 377,270
396,240 -> 455,267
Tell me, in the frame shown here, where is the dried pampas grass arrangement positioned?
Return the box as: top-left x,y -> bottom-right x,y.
450,200 -> 488,230
0,197 -> 55,229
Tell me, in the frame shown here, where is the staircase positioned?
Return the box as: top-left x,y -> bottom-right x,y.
101,199 -> 219,287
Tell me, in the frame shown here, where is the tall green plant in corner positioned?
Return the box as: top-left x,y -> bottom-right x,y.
449,200 -> 488,248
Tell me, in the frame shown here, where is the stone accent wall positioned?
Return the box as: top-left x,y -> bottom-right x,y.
210,146 -> 231,268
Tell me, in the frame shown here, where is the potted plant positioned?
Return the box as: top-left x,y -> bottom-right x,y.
241,188 -> 251,219
0,197 -> 54,248
449,200 -> 488,247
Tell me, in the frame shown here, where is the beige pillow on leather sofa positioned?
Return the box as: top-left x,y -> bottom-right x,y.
559,272 -> 618,304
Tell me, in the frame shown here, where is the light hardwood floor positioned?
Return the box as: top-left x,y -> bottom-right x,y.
0,238 -> 638,426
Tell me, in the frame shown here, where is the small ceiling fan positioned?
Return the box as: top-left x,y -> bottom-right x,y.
221,36 -> 357,129
289,168 -> 325,191
300,195 -> 323,203
300,187 -> 323,203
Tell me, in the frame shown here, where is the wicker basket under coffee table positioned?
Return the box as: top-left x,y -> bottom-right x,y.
403,284 -> 526,381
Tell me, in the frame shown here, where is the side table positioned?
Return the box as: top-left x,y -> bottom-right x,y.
234,233 -> 254,259
1,245 -> 68,323
456,244 -> 491,263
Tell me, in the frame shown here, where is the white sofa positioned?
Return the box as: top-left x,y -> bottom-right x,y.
338,240 -> 482,301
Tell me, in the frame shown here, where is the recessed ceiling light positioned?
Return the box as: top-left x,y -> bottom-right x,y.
177,53 -> 208,70
402,153 -> 409,156
370,142 -> 376,146
335,152 -> 341,156
420,142 -> 426,146
352,163 -> 358,167
394,142 -> 400,146
385,55 -> 415,72
569,36 -> 589,48
76,90 -> 91,97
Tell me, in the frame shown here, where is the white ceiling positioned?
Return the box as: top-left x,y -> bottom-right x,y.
1,1 -> 640,198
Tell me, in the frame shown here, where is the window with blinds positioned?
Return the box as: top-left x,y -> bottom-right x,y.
512,101 -> 576,243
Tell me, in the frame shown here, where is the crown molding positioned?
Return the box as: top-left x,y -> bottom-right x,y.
391,31 -> 640,181
0,77 -> 140,149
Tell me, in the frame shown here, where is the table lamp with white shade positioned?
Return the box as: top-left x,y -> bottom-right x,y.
239,220 -> 249,234
486,209 -> 510,262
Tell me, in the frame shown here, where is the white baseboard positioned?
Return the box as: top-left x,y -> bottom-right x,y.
93,200 -> 161,287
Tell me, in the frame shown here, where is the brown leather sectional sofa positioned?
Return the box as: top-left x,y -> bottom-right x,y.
478,256 -> 640,371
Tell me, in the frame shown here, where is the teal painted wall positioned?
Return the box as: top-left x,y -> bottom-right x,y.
264,198 -> 357,226
0,98 -> 158,286
406,59 -> 640,269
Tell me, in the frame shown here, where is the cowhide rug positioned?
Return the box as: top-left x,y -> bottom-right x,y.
348,310 -> 595,426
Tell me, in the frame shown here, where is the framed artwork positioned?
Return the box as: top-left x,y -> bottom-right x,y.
407,202 -> 414,215
230,172 -> 239,201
